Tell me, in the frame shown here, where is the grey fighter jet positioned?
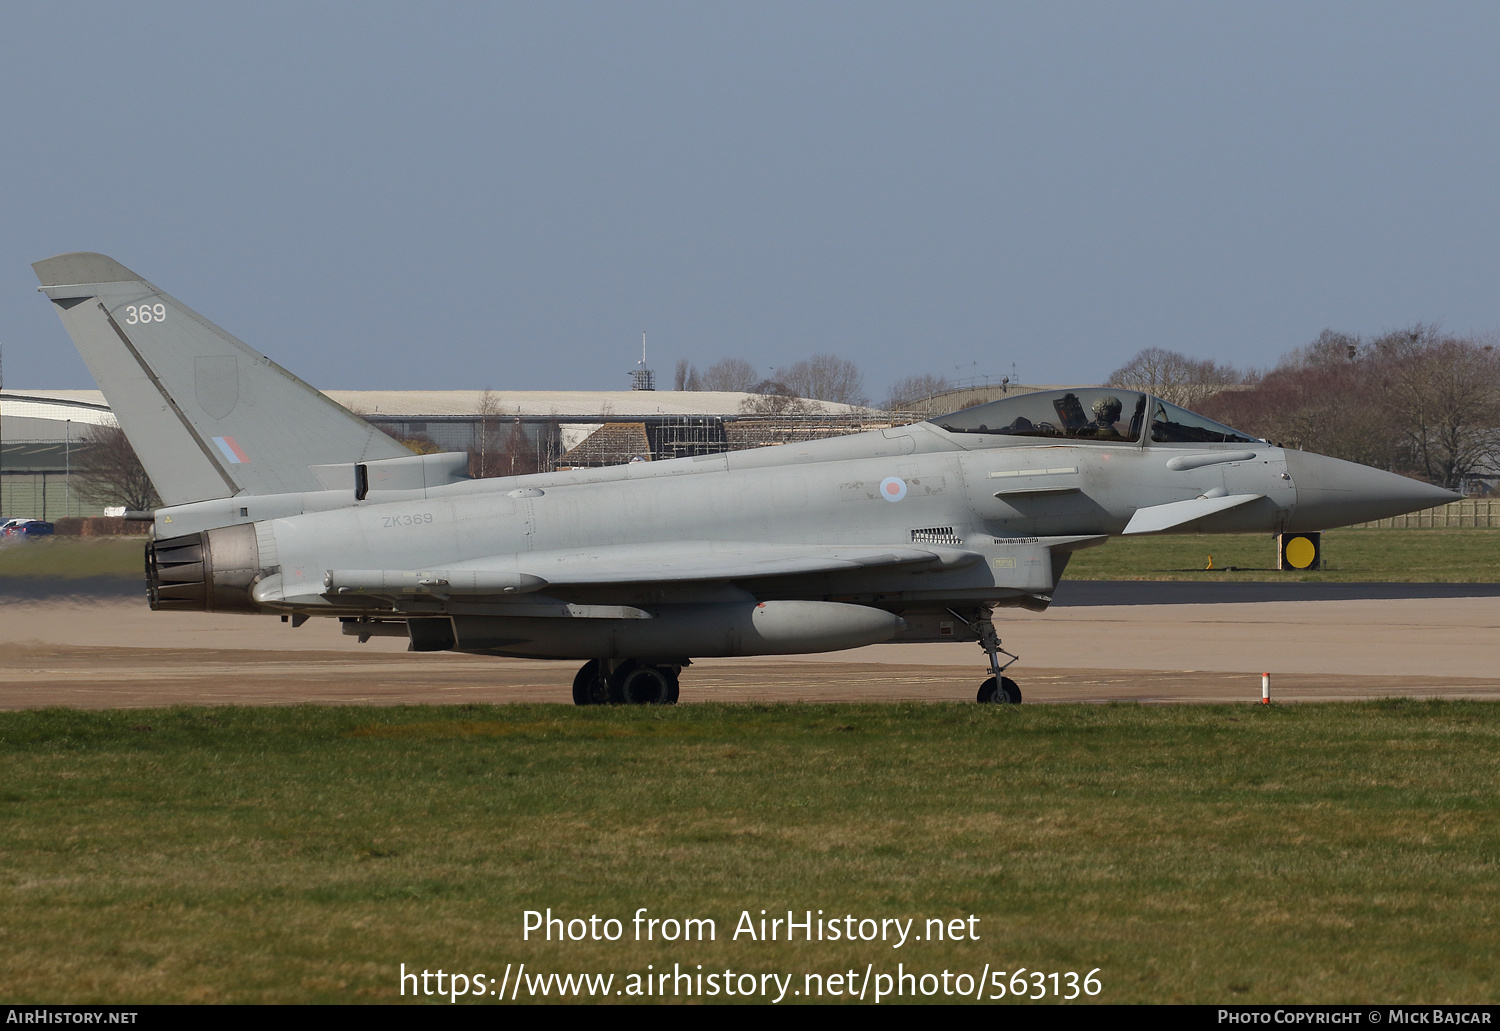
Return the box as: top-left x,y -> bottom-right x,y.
33,252 -> 1459,705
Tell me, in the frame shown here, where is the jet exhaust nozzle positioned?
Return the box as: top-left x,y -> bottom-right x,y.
146,524 -> 262,612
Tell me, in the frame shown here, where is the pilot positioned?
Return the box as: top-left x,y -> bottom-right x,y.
1085,396 -> 1125,439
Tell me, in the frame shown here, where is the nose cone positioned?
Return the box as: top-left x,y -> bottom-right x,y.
1284,450 -> 1461,531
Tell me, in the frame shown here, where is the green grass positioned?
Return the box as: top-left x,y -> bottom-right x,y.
1065,528 -> 1500,582
0,537 -> 144,579
2,702 -> 1497,1003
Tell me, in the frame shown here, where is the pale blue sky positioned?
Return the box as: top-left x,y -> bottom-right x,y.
3,3 -> 1498,396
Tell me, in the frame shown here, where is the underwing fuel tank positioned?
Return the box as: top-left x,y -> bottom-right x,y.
146,525 -> 261,612
422,601 -> 907,660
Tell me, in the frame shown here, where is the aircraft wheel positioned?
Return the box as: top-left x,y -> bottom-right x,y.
615,662 -> 677,705
977,676 -> 1022,704
572,660 -> 611,706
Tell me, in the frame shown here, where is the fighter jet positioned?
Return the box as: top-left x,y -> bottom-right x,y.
33,252 -> 1459,705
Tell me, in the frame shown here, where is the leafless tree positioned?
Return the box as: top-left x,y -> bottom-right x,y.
675,357 -> 751,391
1107,347 -> 1245,408
469,389 -> 508,477
1286,329 -> 1363,368
678,355 -> 866,401
73,424 -> 160,512
739,379 -> 822,416
701,358 -> 758,392
1369,326 -> 1500,488
774,354 -> 868,407
1200,326 -> 1500,488
1204,354 -> 1396,468
883,373 -> 953,411
501,417 -> 539,476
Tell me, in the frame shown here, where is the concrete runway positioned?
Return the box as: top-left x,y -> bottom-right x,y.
2,592 -> 1497,708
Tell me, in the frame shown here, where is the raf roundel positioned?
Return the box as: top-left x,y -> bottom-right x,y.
879,476 -> 908,502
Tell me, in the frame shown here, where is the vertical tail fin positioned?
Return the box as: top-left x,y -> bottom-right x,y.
33,252 -> 411,505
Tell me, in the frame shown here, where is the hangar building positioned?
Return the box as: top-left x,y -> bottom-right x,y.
0,388 -> 889,520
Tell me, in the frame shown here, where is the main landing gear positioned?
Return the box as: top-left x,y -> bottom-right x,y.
572,659 -> 682,706
949,607 -> 1023,704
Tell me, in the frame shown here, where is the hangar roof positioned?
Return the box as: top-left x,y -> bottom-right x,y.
325,390 -> 867,418
0,391 -> 118,439
4,389 -> 867,420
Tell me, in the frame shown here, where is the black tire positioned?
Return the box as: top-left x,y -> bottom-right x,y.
616,662 -> 675,705
977,676 -> 1023,704
572,660 -> 610,706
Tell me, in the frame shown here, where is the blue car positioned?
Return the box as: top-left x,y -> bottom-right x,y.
2,519 -> 54,537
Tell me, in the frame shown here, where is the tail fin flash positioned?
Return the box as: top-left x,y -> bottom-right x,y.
33,252 -> 411,505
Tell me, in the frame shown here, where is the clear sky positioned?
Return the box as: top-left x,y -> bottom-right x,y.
3,2 -> 1497,398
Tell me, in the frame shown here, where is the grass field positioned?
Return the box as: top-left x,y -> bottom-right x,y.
3,529 -> 1497,586
1063,528 -> 1500,582
0,537 -> 144,579
2,702 -> 1496,1004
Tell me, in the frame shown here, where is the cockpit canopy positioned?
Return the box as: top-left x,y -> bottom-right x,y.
927,388 -> 1259,446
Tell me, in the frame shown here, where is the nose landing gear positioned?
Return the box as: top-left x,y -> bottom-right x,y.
948,606 -> 1023,704
976,675 -> 1022,704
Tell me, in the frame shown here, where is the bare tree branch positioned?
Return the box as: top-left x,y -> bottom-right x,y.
72,425 -> 161,512
1199,326 -> 1500,488
701,358 -> 758,392
1107,347 -> 1244,408
774,354 -> 868,407
883,373 -> 953,411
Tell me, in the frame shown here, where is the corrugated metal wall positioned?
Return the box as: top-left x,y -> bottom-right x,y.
0,472 -> 101,521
